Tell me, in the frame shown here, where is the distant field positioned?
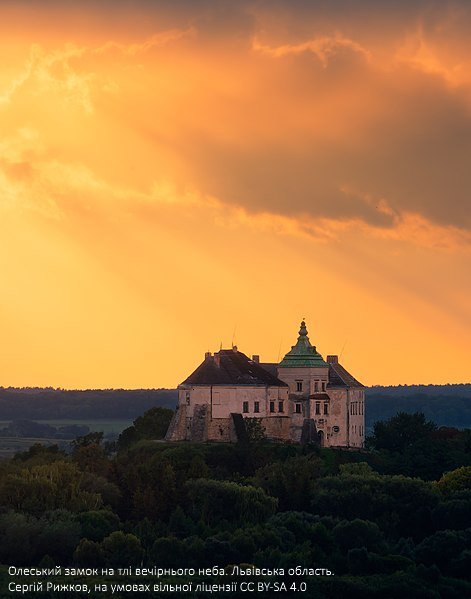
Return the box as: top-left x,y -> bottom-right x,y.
0,419 -> 134,459
0,437 -> 68,459
0,419 -> 134,435
39,419 -> 134,435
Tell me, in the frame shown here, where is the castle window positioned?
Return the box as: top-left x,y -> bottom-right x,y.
324,402 -> 329,415
254,401 -> 260,413
315,402 -> 321,415
314,380 -> 319,392
278,401 -> 284,413
270,401 -> 275,413
321,381 -> 326,392
243,401 -> 249,413
295,403 -> 302,414
296,381 -> 303,392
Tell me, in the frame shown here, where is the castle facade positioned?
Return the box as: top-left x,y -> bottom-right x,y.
165,321 -> 365,447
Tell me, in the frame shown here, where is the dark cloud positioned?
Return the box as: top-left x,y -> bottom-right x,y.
4,0 -> 471,231
160,41 -> 471,230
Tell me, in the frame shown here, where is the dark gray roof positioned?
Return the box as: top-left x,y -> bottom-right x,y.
327,362 -> 364,388
260,362 -> 278,378
181,350 -> 288,387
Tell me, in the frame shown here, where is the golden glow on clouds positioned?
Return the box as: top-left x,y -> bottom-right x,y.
0,1 -> 470,387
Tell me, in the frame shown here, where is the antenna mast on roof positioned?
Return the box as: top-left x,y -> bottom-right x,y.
277,338 -> 283,362
231,323 -> 237,350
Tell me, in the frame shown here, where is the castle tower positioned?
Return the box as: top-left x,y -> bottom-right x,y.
277,320 -> 329,395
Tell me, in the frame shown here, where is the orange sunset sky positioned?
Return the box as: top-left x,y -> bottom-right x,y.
0,0 -> 470,388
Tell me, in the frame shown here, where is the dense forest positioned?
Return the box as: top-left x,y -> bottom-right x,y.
0,389 -> 177,420
0,408 -> 470,598
366,384 -> 471,429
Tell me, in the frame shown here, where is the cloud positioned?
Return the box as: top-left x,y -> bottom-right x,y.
1,0 -> 470,248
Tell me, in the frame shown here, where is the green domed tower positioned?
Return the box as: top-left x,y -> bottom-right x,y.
278,320 -> 328,369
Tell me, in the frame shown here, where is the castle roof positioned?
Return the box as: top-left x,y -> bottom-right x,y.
278,320 -> 328,368
327,360 -> 364,388
181,349 -> 288,387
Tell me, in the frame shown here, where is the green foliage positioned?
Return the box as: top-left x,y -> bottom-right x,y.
73,444 -> 109,476
130,457 -> 177,520
35,510 -> 82,564
415,529 -> 471,571
437,466 -> 471,495
339,462 -> 377,476
244,418 -> 267,444
0,407 -> 470,597
0,512 -> 42,565
150,537 -> 188,567
101,531 -> 143,567
432,499 -> 471,531
185,478 -> 277,525
73,539 -> 105,567
253,455 -> 323,511
367,411 -> 437,452
72,432 -> 104,448
311,472 -> 440,540
118,407 -> 173,450
0,461 -> 102,515
77,510 -> 121,542
12,443 -> 66,465
333,518 -> 386,552
0,510 -> 80,566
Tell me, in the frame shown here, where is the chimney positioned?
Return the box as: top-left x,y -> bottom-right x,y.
204,352 -> 212,360
252,354 -> 260,363
327,355 -> 338,364
232,345 -> 238,352
214,352 -> 221,367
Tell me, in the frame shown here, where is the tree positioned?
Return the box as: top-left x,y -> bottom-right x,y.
253,455 -> 323,511
0,461 -> 102,515
118,407 -> 174,450
35,510 -> 81,564
437,466 -> 471,495
0,512 -> 41,565
74,539 -> 105,567
131,459 -> 177,520
333,518 -> 385,552
101,531 -> 143,567
150,537 -> 188,566
185,479 -> 277,525
367,412 -> 437,452
245,418 -> 267,444
77,510 -> 121,542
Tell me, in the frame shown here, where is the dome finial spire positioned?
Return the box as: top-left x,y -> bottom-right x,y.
299,319 -> 308,337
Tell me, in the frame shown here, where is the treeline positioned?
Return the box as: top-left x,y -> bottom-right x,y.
369,384 -> 470,398
366,385 -> 471,429
0,389 -> 177,420
0,384 -> 469,429
0,411 -> 469,597
0,420 -> 90,440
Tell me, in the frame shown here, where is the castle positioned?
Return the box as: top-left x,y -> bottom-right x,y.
165,321 -> 365,447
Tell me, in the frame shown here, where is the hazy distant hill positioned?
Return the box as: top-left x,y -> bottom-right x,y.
366,383 -> 471,428
0,388 -> 177,420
